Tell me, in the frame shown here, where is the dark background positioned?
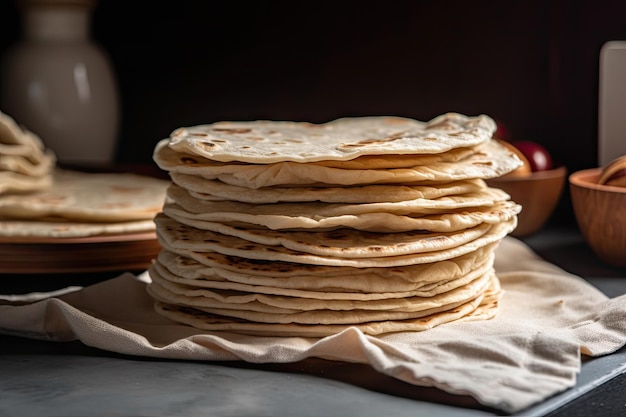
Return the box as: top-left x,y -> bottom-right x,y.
2,0 -> 626,226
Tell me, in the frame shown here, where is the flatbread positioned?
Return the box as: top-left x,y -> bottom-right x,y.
165,201 -> 520,236
154,213 -> 517,267
154,139 -> 523,188
151,276 -> 500,337
157,241 -> 497,282
0,171 -> 53,195
150,252 -> 495,300
163,145 -> 482,172
0,111 -> 56,194
165,113 -> 497,163
155,212 -> 494,259
0,110 -> 32,146
163,183 -> 518,233
147,270 -> 495,321
160,202 -> 520,257
170,173 -> 488,204
0,219 -> 157,239
0,169 -> 169,222
0,152 -> 56,177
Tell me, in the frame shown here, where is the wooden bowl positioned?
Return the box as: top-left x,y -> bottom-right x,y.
486,166 -> 567,237
569,167 -> 626,268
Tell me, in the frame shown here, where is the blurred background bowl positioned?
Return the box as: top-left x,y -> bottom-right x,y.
486,166 -> 567,237
569,167 -> 626,268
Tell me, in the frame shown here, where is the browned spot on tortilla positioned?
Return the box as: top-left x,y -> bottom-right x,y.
362,246 -> 384,252
212,128 -> 252,134
337,134 -> 407,149
180,258 -> 195,266
181,157 -> 199,164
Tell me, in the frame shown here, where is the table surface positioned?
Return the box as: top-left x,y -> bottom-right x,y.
1,225 -> 625,417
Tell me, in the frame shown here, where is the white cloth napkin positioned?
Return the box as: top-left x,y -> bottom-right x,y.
1,237 -> 625,413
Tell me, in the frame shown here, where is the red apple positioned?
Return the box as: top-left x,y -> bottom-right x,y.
512,141 -> 553,172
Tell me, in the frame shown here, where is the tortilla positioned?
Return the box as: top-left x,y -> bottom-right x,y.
154,139 -> 523,188
165,113 -> 497,164
163,183 -> 519,232
157,241 -> 497,282
0,169 -> 169,222
149,252 -> 495,300
0,171 -> 53,195
0,111 -> 56,194
147,270 -> 495,322
151,278 -> 499,337
170,173 -> 488,204
155,213 -> 517,267
0,219 -> 158,239
0,152 -> 56,177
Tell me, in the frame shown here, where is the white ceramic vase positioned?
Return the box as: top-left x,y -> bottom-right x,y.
1,0 -> 120,167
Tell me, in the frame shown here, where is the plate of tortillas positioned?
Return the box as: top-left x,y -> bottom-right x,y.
147,112 -> 524,337
0,111 -> 169,273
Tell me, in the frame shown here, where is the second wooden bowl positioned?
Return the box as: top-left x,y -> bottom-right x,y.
570,167 -> 626,268
486,166 -> 567,237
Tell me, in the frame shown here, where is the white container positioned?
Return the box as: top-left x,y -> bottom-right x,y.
1,0 -> 120,167
598,41 -> 626,167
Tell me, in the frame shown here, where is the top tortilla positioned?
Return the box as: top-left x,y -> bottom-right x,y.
165,113 -> 497,163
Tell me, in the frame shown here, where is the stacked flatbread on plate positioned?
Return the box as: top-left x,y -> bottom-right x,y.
0,110 -> 171,272
0,110 -> 56,195
0,108 -> 169,239
0,169 -> 170,239
149,113 -> 523,337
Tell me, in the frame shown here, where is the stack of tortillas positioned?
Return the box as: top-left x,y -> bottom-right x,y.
0,110 -> 170,273
148,113 -> 523,337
